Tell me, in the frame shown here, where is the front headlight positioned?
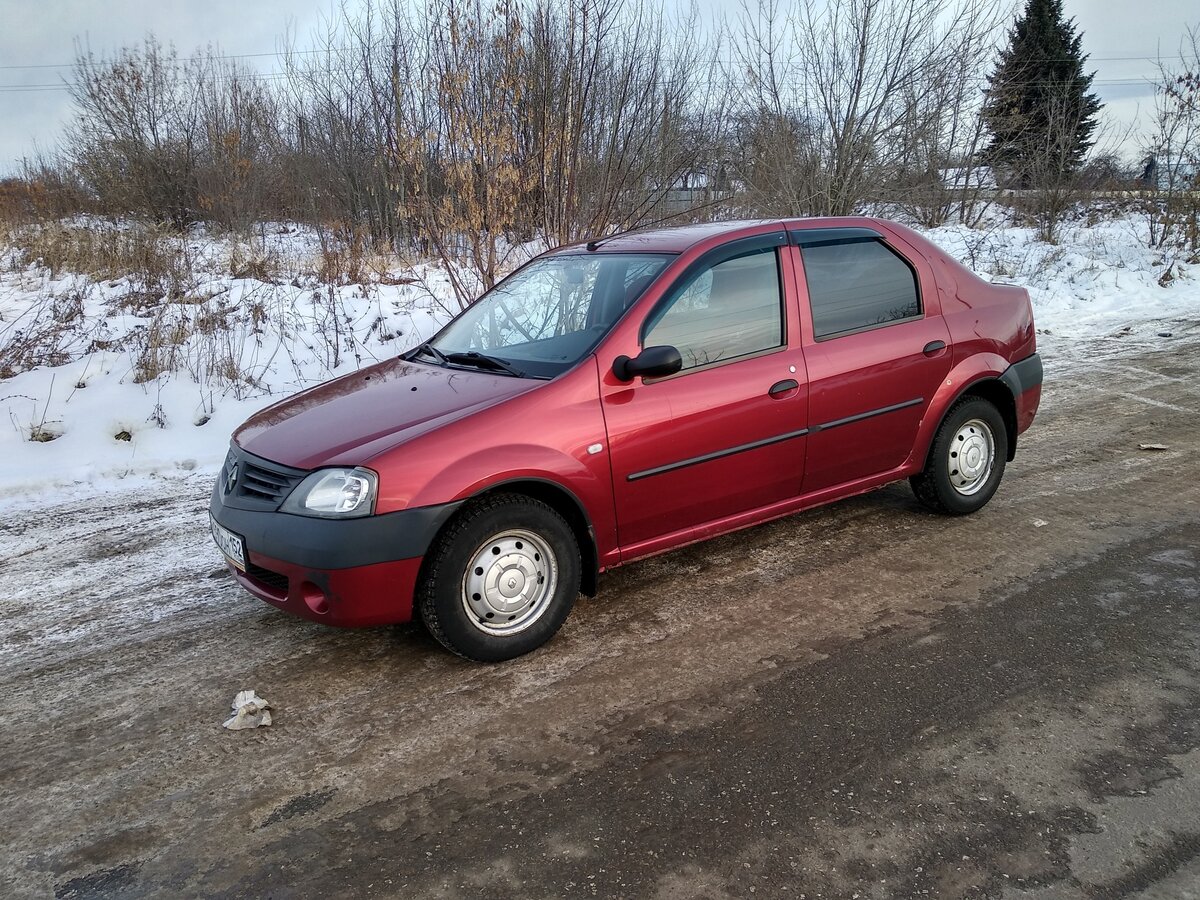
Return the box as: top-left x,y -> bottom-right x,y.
281,467 -> 378,518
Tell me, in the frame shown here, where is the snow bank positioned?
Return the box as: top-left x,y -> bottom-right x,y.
925,217 -> 1197,341
1,213 -> 1197,507
0,224 -> 456,507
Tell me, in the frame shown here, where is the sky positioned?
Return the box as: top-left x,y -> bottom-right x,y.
0,0 -> 1196,175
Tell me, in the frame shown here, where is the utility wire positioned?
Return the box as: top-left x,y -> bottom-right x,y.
0,78 -> 1166,94
0,47 -> 1191,72
0,47 -> 343,70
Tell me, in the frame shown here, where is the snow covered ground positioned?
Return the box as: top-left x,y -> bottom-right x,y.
0,223 -> 455,508
0,212 -> 1197,509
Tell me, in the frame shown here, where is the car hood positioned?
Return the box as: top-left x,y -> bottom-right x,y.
234,358 -> 544,470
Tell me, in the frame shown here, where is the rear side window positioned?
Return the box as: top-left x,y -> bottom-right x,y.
643,248 -> 783,371
800,240 -> 920,339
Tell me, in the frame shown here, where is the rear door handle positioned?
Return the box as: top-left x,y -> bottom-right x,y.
923,340 -> 947,356
768,379 -> 799,398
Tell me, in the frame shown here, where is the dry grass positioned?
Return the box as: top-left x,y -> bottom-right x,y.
29,423 -> 61,442
0,290 -> 93,379
229,241 -> 282,282
1,218 -> 413,405
309,225 -> 415,286
4,221 -> 187,286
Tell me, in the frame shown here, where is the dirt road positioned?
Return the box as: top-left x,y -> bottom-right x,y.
3,325 -> 1200,899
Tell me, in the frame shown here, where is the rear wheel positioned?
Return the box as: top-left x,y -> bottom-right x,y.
911,397 -> 1008,515
417,493 -> 580,661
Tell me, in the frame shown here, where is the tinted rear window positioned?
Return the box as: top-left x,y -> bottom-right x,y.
800,240 -> 920,339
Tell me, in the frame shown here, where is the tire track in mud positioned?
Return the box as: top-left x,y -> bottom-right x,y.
2,337 -> 1200,897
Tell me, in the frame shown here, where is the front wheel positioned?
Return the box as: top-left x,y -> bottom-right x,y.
911,397 -> 1008,515
417,493 -> 580,661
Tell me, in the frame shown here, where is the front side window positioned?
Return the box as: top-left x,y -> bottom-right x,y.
643,248 -> 783,371
800,240 -> 921,339
425,253 -> 674,378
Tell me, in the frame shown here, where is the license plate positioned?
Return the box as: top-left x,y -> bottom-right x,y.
210,514 -> 246,571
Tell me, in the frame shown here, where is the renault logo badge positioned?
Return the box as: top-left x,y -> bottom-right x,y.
226,463 -> 239,494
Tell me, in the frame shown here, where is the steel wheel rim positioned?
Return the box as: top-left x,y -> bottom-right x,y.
947,417 -> 995,496
461,529 -> 558,635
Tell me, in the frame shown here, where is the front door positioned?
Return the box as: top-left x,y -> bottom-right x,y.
600,236 -> 808,557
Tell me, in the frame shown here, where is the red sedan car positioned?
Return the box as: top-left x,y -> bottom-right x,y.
210,218 -> 1041,661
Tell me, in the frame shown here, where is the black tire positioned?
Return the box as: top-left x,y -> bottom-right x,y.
417,493 -> 580,662
911,397 -> 1008,515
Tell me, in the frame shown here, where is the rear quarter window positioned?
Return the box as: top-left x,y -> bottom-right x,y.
801,240 -> 921,339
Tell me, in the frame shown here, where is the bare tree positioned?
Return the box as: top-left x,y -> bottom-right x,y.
889,9 -> 1001,228
274,5 -> 414,246
68,39 -> 205,229
1144,26 -> 1200,254
728,0 -> 1003,219
521,0 -> 723,246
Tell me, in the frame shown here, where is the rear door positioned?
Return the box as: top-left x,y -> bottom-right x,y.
600,233 -> 808,556
792,227 -> 953,493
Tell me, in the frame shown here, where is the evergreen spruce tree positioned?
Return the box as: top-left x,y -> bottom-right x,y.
981,0 -> 1102,185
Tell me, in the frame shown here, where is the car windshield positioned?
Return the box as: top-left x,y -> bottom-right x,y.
419,253 -> 675,378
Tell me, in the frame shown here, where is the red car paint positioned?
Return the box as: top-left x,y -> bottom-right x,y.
212,217 -> 1040,627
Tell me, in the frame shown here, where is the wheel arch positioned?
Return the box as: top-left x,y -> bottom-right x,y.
453,477 -> 600,597
912,354 -> 1019,473
959,378 -> 1018,461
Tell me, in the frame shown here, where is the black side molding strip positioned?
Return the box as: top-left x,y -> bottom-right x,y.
625,396 -> 925,482
627,427 -> 810,482
809,397 -> 924,433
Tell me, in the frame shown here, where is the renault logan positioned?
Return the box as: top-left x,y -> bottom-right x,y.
210,218 -> 1042,661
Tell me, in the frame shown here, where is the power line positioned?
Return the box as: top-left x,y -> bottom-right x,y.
0,72 -> 294,92
0,75 -> 1165,94
0,46 -> 1191,72
0,47 -> 343,71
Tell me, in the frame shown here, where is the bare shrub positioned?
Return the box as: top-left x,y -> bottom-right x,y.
1016,83 -> 1109,243
67,38 -> 282,231
1,161 -> 91,227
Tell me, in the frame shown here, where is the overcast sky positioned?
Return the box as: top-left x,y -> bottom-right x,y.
0,0 -> 1196,176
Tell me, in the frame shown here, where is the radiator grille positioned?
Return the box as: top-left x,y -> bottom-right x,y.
239,461 -> 301,502
221,447 -> 306,508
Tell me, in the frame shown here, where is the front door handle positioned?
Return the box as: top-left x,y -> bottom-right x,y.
768,379 -> 799,398
923,340 -> 947,356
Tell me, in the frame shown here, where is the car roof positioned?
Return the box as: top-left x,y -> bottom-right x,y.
547,217 -> 891,255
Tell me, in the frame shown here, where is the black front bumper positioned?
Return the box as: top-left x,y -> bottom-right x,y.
209,447 -> 462,570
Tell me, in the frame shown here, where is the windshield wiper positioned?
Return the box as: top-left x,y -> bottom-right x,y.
409,342 -> 448,366
443,351 -> 526,378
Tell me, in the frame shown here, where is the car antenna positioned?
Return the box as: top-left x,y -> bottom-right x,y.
584,196 -> 729,251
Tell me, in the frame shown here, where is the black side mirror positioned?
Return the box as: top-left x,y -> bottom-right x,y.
612,345 -> 683,382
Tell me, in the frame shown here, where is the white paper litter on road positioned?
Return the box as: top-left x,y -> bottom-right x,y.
223,690 -> 273,730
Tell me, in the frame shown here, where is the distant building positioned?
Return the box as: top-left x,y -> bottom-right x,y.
937,166 -> 998,191
1137,153 -> 1197,191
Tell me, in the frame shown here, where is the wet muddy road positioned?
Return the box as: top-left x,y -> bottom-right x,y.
3,327 -> 1200,899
